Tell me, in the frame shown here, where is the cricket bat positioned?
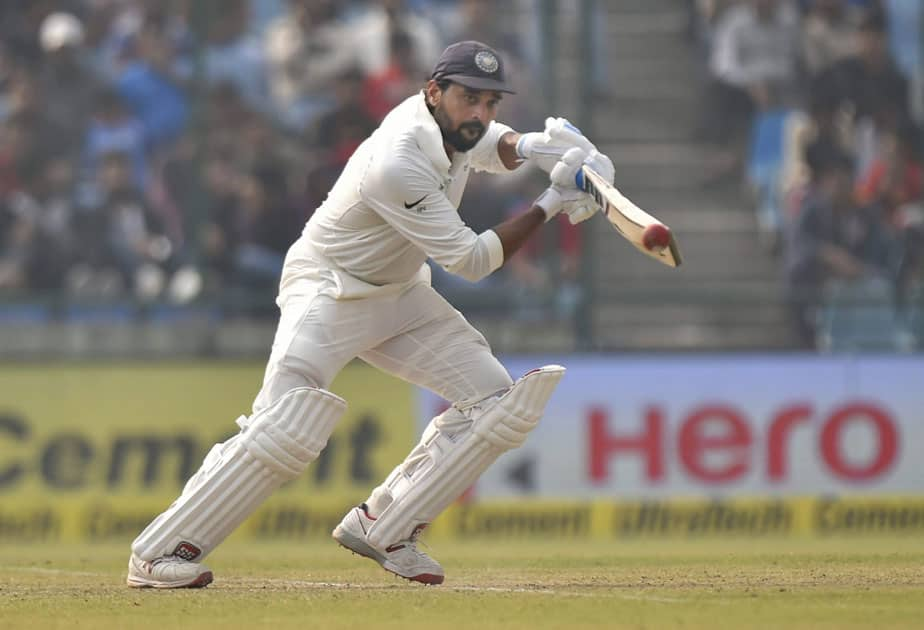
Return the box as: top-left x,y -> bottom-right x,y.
581,165 -> 683,268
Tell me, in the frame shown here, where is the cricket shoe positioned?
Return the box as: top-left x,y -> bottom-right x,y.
332,504 -> 444,585
126,553 -> 213,589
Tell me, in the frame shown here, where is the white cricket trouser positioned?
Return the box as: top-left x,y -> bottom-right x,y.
252,279 -> 514,413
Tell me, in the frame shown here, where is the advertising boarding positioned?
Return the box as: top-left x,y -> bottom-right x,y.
417,355 -> 924,539
0,361 -> 416,543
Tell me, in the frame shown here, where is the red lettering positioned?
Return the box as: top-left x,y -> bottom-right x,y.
767,404 -> 813,481
587,406 -> 663,482
820,403 -> 898,480
678,405 -> 751,483
587,399 -> 901,487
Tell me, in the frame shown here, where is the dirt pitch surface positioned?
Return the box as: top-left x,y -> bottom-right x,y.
2,538 -> 922,629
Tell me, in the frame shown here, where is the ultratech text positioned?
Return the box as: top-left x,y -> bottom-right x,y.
613,500 -> 793,536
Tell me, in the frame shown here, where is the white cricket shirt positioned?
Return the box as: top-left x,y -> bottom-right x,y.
279,92 -> 513,301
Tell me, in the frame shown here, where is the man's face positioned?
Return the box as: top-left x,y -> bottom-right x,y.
427,81 -> 502,152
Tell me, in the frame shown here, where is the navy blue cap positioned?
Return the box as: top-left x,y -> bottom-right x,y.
430,41 -> 515,94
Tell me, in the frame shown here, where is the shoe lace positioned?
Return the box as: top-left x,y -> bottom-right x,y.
407,526 -> 432,553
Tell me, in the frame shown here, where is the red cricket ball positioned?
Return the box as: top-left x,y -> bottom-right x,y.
642,223 -> 671,252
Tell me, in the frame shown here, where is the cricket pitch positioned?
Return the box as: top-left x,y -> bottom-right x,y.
2,537 -> 922,629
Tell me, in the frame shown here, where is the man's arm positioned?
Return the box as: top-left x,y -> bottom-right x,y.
497,131 -> 523,171
492,204 -> 546,260
493,159 -> 592,260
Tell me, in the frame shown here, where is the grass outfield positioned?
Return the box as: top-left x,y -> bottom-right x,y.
2,538 -> 922,629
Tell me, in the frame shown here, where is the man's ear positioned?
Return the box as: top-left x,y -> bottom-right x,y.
425,80 -> 442,107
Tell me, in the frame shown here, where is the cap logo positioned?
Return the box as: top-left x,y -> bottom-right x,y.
474,50 -> 499,74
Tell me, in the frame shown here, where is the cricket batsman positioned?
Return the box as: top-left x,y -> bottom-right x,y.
127,40 -> 614,588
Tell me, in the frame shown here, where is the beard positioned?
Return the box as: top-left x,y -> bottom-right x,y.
432,105 -> 486,152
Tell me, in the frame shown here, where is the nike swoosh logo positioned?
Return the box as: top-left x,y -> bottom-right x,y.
404,195 -> 427,209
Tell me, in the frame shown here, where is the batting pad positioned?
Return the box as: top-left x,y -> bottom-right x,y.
365,365 -> 564,548
132,387 -> 346,562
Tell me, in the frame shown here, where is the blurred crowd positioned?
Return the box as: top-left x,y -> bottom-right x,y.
694,0 -> 924,348
5,0 -> 919,348
0,0 -> 573,318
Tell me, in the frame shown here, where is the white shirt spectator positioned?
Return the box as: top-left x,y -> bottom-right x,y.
347,4 -> 442,76
710,0 -> 801,88
263,9 -> 354,111
802,1 -> 861,76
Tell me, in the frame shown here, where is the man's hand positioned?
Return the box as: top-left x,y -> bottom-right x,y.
544,120 -> 615,186
535,147 -> 601,224
516,117 -> 616,194
516,118 -> 597,172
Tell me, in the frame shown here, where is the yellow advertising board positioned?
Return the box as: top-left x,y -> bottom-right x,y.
427,496 -> 924,540
0,361 -> 415,543
3,362 -> 923,544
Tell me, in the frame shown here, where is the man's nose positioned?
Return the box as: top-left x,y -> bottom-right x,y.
471,103 -> 487,122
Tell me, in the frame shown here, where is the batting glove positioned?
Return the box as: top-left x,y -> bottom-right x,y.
534,147 -> 601,223
583,150 -> 615,185
534,186 -> 597,223
544,118 -> 616,185
516,117 -> 597,174
550,147 -> 591,190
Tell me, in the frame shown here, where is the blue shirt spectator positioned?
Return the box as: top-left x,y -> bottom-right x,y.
205,0 -> 271,115
884,0 -> 922,82
84,89 -> 148,189
116,60 -> 188,148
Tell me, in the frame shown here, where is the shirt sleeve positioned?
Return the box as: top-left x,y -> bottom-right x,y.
468,121 -> 516,174
360,148 -> 504,282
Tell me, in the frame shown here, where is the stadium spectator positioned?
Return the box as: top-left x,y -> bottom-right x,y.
72,150 -> 176,300
883,0 -> 922,85
801,0 -> 862,77
856,121 -> 924,295
230,163 -> 302,291
689,0 -> 741,50
14,154 -> 78,291
348,0 -> 442,77
314,68 -> 378,166
84,88 -> 148,190
37,12 -> 101,158
0,146 -> 40,290
203,0 -> 270,115
91,3 -> 194,84
705,0 -> 802,175
0,1 -> 57,66
362,30 -> 424,122
440,0 -> 520,55
263,0 -> 353,130
813,9 -> 908,127
780,88 -> 855,226
0,111 -> 37,200
199,154 -> 243,289
2,68 -> 68,162
786,146 -> 899,345
0,0 -> 604,333
114,13 -> 189,149
856,120 -> 923,213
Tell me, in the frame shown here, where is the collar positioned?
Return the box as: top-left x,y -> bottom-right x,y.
411,91 -> 452,174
